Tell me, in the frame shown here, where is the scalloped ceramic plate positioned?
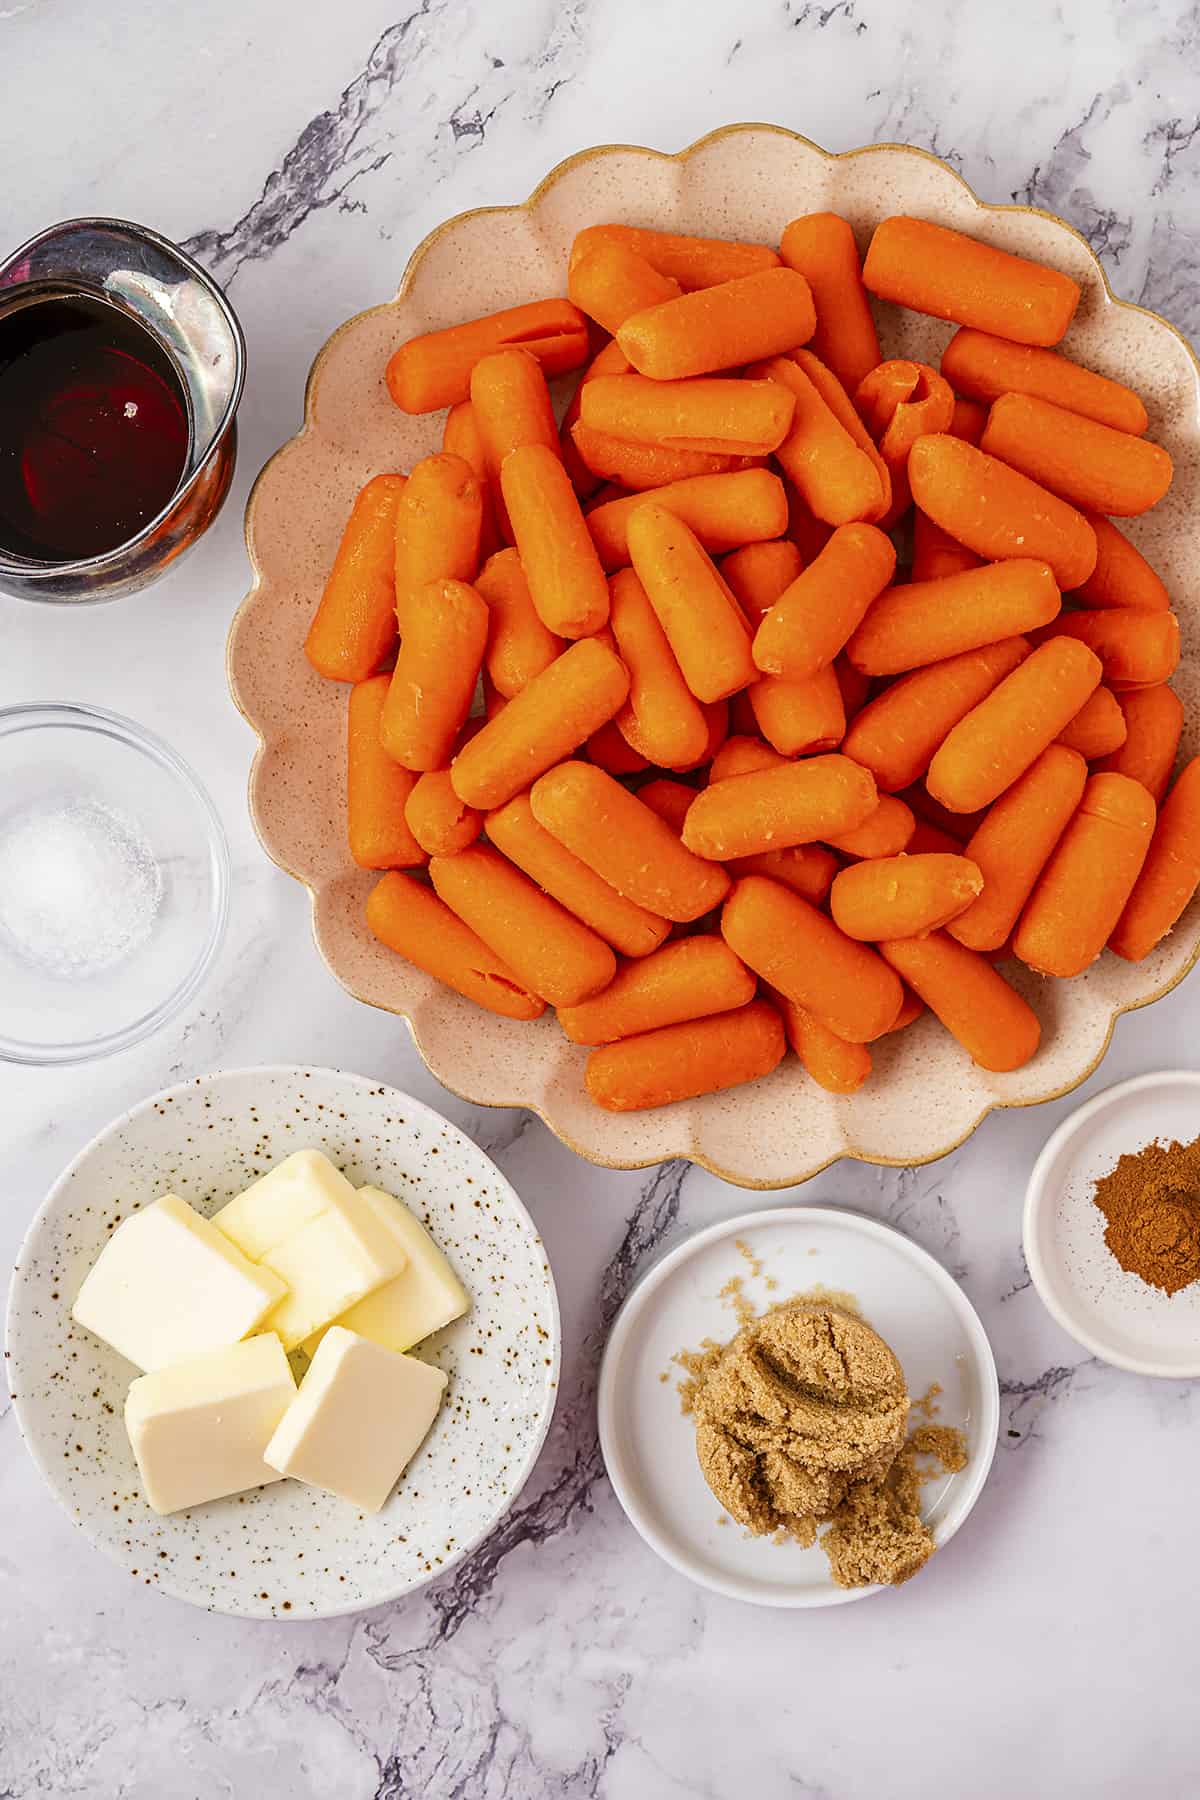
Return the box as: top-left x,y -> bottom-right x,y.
228,125 -> 1200,1190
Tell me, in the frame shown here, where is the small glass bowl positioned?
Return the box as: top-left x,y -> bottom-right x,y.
0,705 -> 229,1063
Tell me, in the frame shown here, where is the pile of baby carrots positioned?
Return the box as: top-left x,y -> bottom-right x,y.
303,208 -> 1200,1113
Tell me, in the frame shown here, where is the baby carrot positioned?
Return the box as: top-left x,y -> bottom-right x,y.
830,853 -> 984,940
1014,772 -> 1156,976
442,403 -> 501,561
474,548 -> 563,698
430,845 -> 615,1008
910,510 -> 982,583
403,767 -> 482,858
854,358 -> 955,524
755,354 -> 889,526
305,474 -> 406,682
580,373 -> 795,457
560,339 -> 631,497
947,746 -> 1089,952
779,212 -> 881,395
683,756 -> 878,860
450,638 -> 629,810
825,794 -> 916,859
878,933 -> 1041,1070
500,443 -> 610,638
635,778 -> 698,834
626,506 -> 757,703
1110,760 -> 1200,961
949,396 -> 988,445
586,469 -> 788,570
569,422 -> 762,491
530,761 -> 731,922
608,566 -> 710,770
907,434 -> 1097,592
721,538 -> 805,620
773,991 -> 873,1094
347,675 -> 427,869
569,224 -> 780,292
981,393 -> 1172,516
393,453 -> 483,635
365,873 -> 544,1020
752,522 -> 897,680
749,664 -> 846,756
584,999 -> 786,1112
862,216 -> 1081,346
722,875 -> 903,1043
469,349 -> 560,509
381,578 -> 488,771
567,239 -> 681,335
1055,685 -> 1127,759
679,699 -> 730,772
1074,512 -> 1169,610
725,845 -> 838,904
587,717 -> 650,776
840,639 -> 1031,794
1096,684 -> 1183,802
707,736 -> 782,781
616,267 -> 816,380
486,793 -> 670,959
1036,609 -> 1180,689
926,638 -> 1102,813
887,987 -> 926,1032
558,935 -> 755,1044
941,328 -> 1149,435
386,298 -> 588,412
847,560 -> 1060,677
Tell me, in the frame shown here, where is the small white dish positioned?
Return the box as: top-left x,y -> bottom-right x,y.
1024,1069 -> 1200,1377
5,1067 -> 560,1619
596,1206 -> 998,1608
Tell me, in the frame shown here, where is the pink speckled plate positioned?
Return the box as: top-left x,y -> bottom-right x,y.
227,125 -> 1200,1190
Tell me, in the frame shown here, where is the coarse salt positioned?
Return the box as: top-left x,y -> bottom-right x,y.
0,798 -> 162,977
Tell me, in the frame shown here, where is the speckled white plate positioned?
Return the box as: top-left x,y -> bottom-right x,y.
1024,1069 -> 1200,1376
597,1206 -> 999,1608
4,1066 -> 560,1619
228,124 -> 1200,1188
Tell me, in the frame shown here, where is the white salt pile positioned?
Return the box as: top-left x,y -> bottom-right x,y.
0,798 -> 162,977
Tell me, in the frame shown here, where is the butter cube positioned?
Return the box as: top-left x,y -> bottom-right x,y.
258,1188 -> 407,1351
264,1326 -> 447,1512
303,1186 -> 469,1358
125,1334 -> 297,1515
72,1194 -> 287,1372
212,1149 -> 357,1261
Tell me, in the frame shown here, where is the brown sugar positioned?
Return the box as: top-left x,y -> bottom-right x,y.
1091,1135 -> 1200,1295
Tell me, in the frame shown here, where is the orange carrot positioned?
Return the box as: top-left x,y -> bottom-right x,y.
862,216 -> 1080,346
825,794 -> 916,858
910,509 -> 982,583
381,578 -> 488,770
429,845 -> 615,1008
450,639 -> 629,810
948,745 -> 1088,951
569,422 -> 762,491
981,393 -> 1172,516
721,538 -> 805,620
1014,772 -> 1156,975
474,547 -> 563,698
830,853 -> 983,940
586,469 -> 788,570
725,844 -> 838,904
567,239 -> 682,335
580,373 -> 795,457
854,358 -> 955,525
531,761 -> 730,923
677,700 -> 730,772
346,675 -> 427,869
907,434 -> 1096,591
569,224 -> 781,292
626,505 -> 756,703
848,560 -> 1059,677
941,327 -> 1149,435
949,395 -> 987,445
486,793 -> 670,959
779,212 -> 881,395
926,638 -> 1102,813
1056,685 -> 1126,759
500,443 -> 610,638
560,340 -> 631,497
878,934 -> 1041,1069
608,566 -> 710,770
442,402 -> 501,561
616,267 -> 816,380
403,767 -> 483,858
1095,685 -> 1183,802
683,755 -> 878,860
774,991 -> 873,1094
393,453 -> 483,635
886,986 -> 926,1032
1110,760 -> 1200,961
469,349 -> 560,514
755,354 -> 889,526
305,475 -> 406,682
586,717 -> 649,775
722,875 -> 903,1043
793,349 -> 893,505
365,873 -> 544,1019
1036,609 -> 1180,690
558,935 -> 755,1044
386,298 -> 588,412
1074,512 -> 1170,610
635,778 -> 698,834
584,999 -> 785,1111
708,735 -> 784,782
752,522 -> 896,680
749,663 -> 846,756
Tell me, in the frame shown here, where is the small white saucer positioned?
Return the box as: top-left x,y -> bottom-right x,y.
1024,1069 -> 1200,1377
596,1206 -> 998,1608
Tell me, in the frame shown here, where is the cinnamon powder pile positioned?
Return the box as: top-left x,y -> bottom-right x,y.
1091,1134 -> 1200,1296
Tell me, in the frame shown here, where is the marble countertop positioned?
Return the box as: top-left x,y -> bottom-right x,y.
5,1 -> 1200,1793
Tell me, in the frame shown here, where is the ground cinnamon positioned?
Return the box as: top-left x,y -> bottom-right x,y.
1091,1134 -> 1200,1295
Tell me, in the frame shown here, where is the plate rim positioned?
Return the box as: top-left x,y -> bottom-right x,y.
595,1203 -> 1000,1609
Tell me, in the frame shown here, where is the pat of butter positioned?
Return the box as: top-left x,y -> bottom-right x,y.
125,1334 -> 297,1515
264,1326 -> 447,1513
258,1188 -> 408,1351
212,1149 -> 357,1261
72,1194 -> 287,1372
303,1186 -> 469,1358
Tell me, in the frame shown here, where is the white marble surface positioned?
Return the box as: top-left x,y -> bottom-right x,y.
4,1 -> 1200,1793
